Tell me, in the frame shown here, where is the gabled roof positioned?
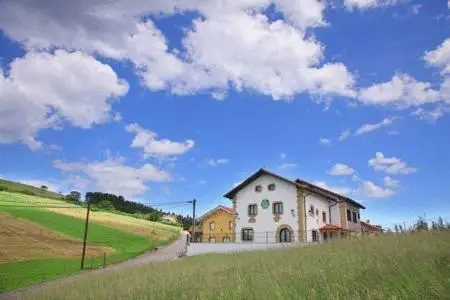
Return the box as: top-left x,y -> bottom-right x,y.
224,168 -> 297,199
295,179 -> 365,209
199,205 -> 233,221
223,168 -> 365,209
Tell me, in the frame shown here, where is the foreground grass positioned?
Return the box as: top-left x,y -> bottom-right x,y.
11,231 -> 449,300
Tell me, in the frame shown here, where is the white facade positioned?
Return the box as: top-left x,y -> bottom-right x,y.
233,174 -> 299,243
229,170 -> 363,244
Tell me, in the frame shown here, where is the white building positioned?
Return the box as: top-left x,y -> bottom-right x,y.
224,169 -> 365,243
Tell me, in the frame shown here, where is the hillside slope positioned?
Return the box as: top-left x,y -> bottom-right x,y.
0,178 -> 63,200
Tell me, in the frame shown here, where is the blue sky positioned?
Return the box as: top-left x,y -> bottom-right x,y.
0,0 -> 449,229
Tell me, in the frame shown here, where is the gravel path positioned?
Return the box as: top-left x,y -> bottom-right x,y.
0,233 -> 188,299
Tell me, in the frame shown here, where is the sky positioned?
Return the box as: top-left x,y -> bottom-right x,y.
0,0 -> 449,229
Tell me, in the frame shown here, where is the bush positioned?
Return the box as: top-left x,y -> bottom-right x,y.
98,199 -> 115,211
0,186 -> 7,191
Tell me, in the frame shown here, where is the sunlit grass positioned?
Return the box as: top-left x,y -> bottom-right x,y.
15,231 -> 450,300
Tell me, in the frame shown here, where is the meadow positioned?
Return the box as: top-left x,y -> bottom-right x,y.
10,231 -> 450,300
0,191 -> 181,292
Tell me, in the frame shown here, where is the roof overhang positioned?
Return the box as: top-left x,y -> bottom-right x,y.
198,205 -> 233,221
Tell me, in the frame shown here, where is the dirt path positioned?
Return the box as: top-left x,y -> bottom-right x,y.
0,233 -> 188,299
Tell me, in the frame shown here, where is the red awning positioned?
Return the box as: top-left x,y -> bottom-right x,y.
319,224 -> 345,233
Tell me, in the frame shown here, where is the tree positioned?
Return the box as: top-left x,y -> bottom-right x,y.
40,185 -> 48,190
98,199 -> 115,210
394,224 -> 399,233
413,217 -> 428,232
66,191 -> 81,203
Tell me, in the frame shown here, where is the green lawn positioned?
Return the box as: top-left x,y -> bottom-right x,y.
11,231 -> 450,300
0,178 -> 63,200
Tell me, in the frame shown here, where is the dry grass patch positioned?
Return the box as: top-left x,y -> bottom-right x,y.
46,208 -> 180,240
0,213 -> 114,263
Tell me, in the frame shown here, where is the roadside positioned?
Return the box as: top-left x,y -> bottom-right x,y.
0,232 -> 188,300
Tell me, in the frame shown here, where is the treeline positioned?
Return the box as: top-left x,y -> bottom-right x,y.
387,216 -> 449,233
65,190 -> 194,229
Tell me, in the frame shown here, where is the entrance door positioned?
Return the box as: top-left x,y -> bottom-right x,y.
312,230 -> 318,242
279,228 -> 292,243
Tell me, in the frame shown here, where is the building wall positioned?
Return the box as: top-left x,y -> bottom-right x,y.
347,204 -> 362,232
201,210 -> 233,243
234,174 -> 298,243
304,193 -> 334,242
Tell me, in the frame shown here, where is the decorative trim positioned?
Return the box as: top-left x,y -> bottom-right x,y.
296,186 -> 306,242
248,216 -> 256,223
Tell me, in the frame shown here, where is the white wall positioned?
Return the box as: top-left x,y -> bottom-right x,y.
234,174 -> 298,243
330,202 -> 340,225
304,194 -> 334,242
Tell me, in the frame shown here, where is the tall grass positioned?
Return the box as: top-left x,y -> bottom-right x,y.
13,232 -> 450,300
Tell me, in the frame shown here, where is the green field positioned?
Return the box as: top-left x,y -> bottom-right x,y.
0,179 -> 63,200
0,192 -> 180,292
10,231 -> 450,300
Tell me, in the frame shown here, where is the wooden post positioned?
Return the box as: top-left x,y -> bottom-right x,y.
80,202 -> 91,270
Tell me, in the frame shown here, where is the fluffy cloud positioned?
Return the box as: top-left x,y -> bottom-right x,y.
53,157 -> 171,198
344,0 -> 401,10
278,162 -> 297,169
313,181 -> 352,196
125,123 -> 195,158
319,138 -> 331,145
384,176 -> 399,188
19,179 -> 62,193
411,106 -> 448,122
207,158 -> 230,167
328,163 -> 355,176
355,117 -> 395,135
338,129 -> 351,141
424,38 -> 450,75
358,73 -> 440,107
0,0 -> 355,101
360,180 -> 395,198
368,152 -> 417,174
0,50 -> 128,149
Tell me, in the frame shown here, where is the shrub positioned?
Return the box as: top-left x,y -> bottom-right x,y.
0,186 -> 7,191
97,199 -> 115,211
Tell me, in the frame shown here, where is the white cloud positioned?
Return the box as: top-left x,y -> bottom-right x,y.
53,157 -> 171,198
313,181 -> 352,196
384,176 -> 399,188
358,73 -> 441,107
125,123 -> 195,158
368,152 -> 417,174
411,106 -> 448,122
360,180 -> 395,198
338,129 -> 351,141
344,0 -> 401,10
280,153 -> 287,160
319,138 -> 331,145
0,0 -> 355,101
355,117 -> 396,135
278,162 -> 297,169
207,158 -> 230,167
328,163 -> 355,176
0,50 -> 128,149
424,38 -> 450,75
411,4 -> 422,14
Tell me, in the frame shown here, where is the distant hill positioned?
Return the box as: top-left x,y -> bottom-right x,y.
0,178 -> 64,200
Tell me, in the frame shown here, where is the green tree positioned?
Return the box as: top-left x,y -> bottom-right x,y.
413,217 -> 428,232
40,185 -> 48,190
66,191 -> 81,203
98,199 -> 115,210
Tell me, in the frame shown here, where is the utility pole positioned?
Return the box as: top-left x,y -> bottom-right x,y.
192,199 -> 196,243
80,201 -> 91,270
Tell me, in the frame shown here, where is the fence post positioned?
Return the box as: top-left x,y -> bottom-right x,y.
80,201 -> 91,270
103,252 -> 106,268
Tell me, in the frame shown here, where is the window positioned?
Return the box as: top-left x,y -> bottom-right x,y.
273,202 -> 283,214
309,205 -> 315,215
352,212 -> 357,223
248,204 -> 258,216
315,208 -> 319,216
322,211 -> 327,223
229,221 -> 232,230
312,230 -> 318,242
279,228 -> 291,243
242,228 -> 254,241
209,221 -> 216,231
268,183 -> 276,191
347,209 -> 351,221
208,236 -> 216,243
255,185 -> 262,192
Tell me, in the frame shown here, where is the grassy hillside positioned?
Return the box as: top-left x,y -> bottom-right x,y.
12,231 -> 450,300
0,192 -> 181,292
0,178 -> 63,200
